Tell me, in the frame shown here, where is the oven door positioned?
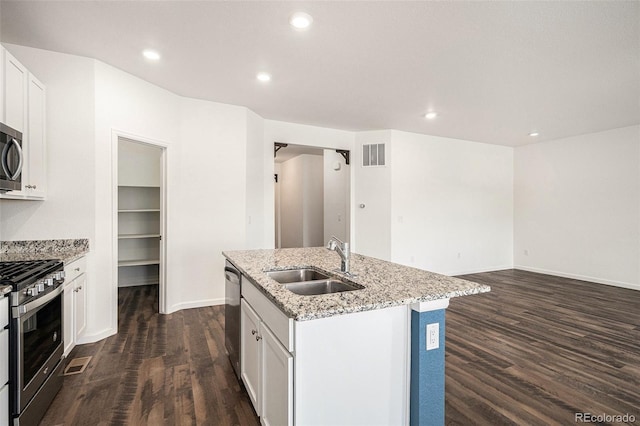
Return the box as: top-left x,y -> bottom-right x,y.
0,123 -> 23,192
11,286 -> 64,414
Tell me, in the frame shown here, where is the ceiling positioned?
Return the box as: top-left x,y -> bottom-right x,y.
1,1 -> 638,147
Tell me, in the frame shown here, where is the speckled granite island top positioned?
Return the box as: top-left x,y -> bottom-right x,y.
223,247 -> 490,321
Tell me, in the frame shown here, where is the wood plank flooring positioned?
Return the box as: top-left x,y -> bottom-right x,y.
446,269 -> 640,426
40,271 -> 640,425
40,285 -> 259,426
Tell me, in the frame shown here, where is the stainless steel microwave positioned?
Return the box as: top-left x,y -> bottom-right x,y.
0,122 -> 23,193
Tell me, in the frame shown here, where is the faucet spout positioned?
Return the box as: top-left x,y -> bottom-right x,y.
326,236 -> 350,273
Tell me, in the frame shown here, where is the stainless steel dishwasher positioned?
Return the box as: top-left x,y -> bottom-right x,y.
224,260 -> 241,379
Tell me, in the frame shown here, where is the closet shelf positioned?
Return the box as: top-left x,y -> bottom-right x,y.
118,233 -> 161,239
118,209 -> 160,213
118,259 -> 160,267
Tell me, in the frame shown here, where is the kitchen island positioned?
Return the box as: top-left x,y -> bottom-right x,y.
223,247 -> 490,426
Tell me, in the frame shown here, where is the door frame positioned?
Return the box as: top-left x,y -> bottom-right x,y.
111,129 -> 169,319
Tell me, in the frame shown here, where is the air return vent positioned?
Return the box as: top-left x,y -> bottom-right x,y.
362,143 -> 385,167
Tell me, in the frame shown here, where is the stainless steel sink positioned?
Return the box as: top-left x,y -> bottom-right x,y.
284,279 -> 363,296
266,268 -> 331,284
265,267 -> 363,296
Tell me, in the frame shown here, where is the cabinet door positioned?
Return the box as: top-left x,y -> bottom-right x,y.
261,325 -> 293,426
74,274 -> 87,340
240,299 -> 262,416
0,46 -> 4,121
25,74 -> 46,198
63,282 -> 75,356
0,329 -> 8,387
0,384 -> 7,426
3,49 -> 27,133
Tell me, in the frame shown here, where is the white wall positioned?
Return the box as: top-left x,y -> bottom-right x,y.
0,45 -> 262,343
303,155 -> 324,246
323,149 -> 350,243
0,45 -> 95,242
514,125 -> 640,289
246,109 -> 266,249
279,156 -> 304,248
173,96 -> 248,312
279,154 -> 324,248
353,130 -> 392,259
263,120 -> 356,248
93,60 -> 181,339
390,130 -> 514,275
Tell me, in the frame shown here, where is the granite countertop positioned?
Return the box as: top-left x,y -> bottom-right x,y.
223,247 -> 490,321
0,239 -> 89,264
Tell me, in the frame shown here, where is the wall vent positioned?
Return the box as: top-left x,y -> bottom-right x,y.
362,143 -> 386,167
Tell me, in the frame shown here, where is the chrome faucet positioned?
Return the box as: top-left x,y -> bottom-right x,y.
326,236 -> 350,274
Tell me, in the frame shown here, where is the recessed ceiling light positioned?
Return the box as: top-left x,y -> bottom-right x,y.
289,12 -> 313,30
529,132 -> 539,137
257,72 -> 271,82
424,112 -> 438,120
142,49 -> 161,61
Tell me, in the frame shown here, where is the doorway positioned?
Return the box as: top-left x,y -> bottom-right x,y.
114,135 -> 167,315
274,144 -> 350,248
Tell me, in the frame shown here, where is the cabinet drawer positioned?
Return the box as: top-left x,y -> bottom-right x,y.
0,330 -> 7,386
242,278 -> 294,352
0,297 -> 7,329
64,256 -> 86,283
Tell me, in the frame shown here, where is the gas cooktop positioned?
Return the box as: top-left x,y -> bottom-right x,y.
0,259 -> 63,290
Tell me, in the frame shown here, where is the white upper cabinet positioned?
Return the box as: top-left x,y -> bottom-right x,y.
0,45 -> 47,200
0,47 -> 4,121
2,48 -> 27,133
24,74 -> 47,198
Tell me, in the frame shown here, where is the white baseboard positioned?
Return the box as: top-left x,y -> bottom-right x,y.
514,265 -> 640,291
76,327 -> 117,345
448,265 -> 514,277
167,297 -> 225,314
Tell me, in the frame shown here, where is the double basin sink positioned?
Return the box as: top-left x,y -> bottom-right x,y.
266,268 -> 363,296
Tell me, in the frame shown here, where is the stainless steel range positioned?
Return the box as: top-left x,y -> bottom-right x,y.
0,259 -> 65,425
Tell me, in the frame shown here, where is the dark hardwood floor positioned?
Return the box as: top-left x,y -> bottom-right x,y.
40,271 -> 640,425
447,269 -> 640,426
40,285 -> 259,426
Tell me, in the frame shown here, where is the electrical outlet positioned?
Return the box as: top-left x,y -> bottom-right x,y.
426,323 -> 439,350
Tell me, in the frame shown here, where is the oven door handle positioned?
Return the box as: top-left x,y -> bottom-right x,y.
12,285 -> 63,318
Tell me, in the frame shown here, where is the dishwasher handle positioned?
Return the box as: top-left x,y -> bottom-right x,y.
224,266 -> 241,284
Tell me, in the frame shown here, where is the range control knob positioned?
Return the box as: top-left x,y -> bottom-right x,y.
45,277 -> 54,287
54,272 -> 64,280
37,282 -> 45,292
27,287 -> 38,297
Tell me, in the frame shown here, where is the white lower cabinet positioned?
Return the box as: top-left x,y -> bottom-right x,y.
1,296 -> 8,424
0,384 -> 7,426
261,325 -> 293,426
241,299 -> 262,415
240,298 -> 293,426
63,256 -> 87,356
63,280 -> 74,355
240,275 -> 410,426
